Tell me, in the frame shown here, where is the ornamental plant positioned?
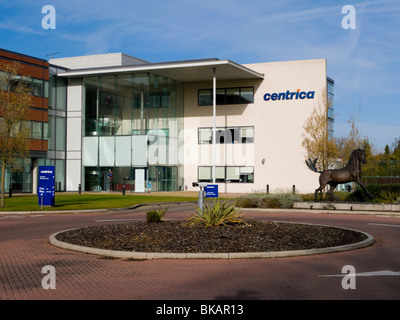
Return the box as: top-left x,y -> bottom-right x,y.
146,206 -> 168,223
189,199 -> 246,227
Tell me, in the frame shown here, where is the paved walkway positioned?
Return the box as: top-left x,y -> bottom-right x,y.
1,203 -> 400,302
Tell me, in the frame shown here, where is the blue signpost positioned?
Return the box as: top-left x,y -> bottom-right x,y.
38,166 -> 55,207
204,184 -> 218,198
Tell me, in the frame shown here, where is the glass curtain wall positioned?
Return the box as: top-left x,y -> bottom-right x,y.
82,73 -> 183,192
327,78 -> 334,139
47,69 -> 67,191
2,159 -> 32,192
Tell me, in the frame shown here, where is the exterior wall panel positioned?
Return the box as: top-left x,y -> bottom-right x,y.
184,59 -> 328,194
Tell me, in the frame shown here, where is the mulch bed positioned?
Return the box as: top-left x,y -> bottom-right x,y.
55,220 -> 368,253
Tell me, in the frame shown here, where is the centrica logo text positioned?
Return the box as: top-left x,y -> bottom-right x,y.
264,89 -> 315,101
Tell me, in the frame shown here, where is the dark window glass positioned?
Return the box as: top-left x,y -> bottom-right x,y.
198,87 -> 254,106
198,89 -> 212,106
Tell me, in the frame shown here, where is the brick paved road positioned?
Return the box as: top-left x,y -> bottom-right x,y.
1,203 -> 400,302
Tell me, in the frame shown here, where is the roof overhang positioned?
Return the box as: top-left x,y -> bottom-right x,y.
56,59 -> 264,82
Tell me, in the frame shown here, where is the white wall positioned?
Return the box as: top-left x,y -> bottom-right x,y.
183,58 -> 328,194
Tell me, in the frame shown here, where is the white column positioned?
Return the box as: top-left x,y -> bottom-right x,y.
32,158 -> 38,194
212,68 -> 216,183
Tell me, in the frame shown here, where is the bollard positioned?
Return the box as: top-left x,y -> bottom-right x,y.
293,185 -> 296,194
9,186 -> 12,198
266,184 -> 269,194
198,188 -> 204,211
122,185 -> 126,196
78,184 -> 81,195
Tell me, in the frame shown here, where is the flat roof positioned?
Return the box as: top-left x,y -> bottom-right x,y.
56,58 -> 264,82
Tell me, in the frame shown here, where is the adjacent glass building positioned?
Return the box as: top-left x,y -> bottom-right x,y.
327,77 -> 335,139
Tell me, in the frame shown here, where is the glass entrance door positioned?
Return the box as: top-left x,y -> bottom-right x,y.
148,166 -> 178,191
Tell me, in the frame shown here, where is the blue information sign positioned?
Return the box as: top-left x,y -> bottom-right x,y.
204,184 -> 218,198
38,166 -> 55,206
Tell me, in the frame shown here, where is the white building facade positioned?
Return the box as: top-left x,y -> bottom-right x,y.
50,54 -> 333,194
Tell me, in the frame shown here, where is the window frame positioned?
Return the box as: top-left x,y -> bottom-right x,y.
198,86 -> 254,106
198,126 -> 254,144
198,166 -> 254,183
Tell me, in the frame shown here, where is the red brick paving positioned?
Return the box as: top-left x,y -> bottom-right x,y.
1,204 -> 400,301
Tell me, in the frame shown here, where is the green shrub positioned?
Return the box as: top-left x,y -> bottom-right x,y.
260,197 -> 281,208
380,190 -> 400,203
146,206 -> 168,223
346,184 -> 400,203
236,193 -> 303,209
235,196 -> 261,208
189,199 -> 246,227
302,191 -> 350,202
275,193 -> 303,208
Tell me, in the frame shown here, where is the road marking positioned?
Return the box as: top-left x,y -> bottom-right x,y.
95,218 -> 145,222
0,215 -> 24,220
368,223 -> 400,228
320,270 -> 400,277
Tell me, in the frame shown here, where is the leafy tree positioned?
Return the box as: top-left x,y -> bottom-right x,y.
392,137 -> 400,158
0,62 -> 32,207
302,89 -> 338,171
361,139 -> 379,177
392,137 -> 400,177
383,144 -> 391,160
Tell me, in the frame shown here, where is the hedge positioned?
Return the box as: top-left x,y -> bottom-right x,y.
345,184 -> 400,203
236,193 -> 303,209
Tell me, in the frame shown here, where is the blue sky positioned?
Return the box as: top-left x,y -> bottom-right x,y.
1,0 -> 399,153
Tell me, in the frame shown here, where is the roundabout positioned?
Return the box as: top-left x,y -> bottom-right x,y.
1,202 -> 400,300
50,219 -> 374,260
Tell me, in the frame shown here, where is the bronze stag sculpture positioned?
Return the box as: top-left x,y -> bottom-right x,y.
306,148 -> 373,201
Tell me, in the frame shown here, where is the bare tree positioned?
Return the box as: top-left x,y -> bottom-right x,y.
340,104 -> 366,162
302,89 -> 338,171
0,62 -> 32,207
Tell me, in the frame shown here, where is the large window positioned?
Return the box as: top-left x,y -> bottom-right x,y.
1,74 -> 49,98
25,121 -> 48,140
84,73 -> 183,137
49,75 -> 66,110
31,121 -> 42,139
198,166 -> 254,183
198,126 -> 254,144
198,87 -> 254,106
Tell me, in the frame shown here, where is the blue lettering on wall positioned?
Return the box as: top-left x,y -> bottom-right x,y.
264,89 -> 315,101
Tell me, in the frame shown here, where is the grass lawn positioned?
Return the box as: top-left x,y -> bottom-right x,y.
0,193 -> 199,212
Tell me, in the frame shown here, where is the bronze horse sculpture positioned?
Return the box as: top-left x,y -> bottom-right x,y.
306,148 -> 374,201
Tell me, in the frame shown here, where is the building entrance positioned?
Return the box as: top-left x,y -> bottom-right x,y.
148,166 -> 178,192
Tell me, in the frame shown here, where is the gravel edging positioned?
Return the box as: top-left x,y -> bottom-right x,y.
49,223 -> 374,260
